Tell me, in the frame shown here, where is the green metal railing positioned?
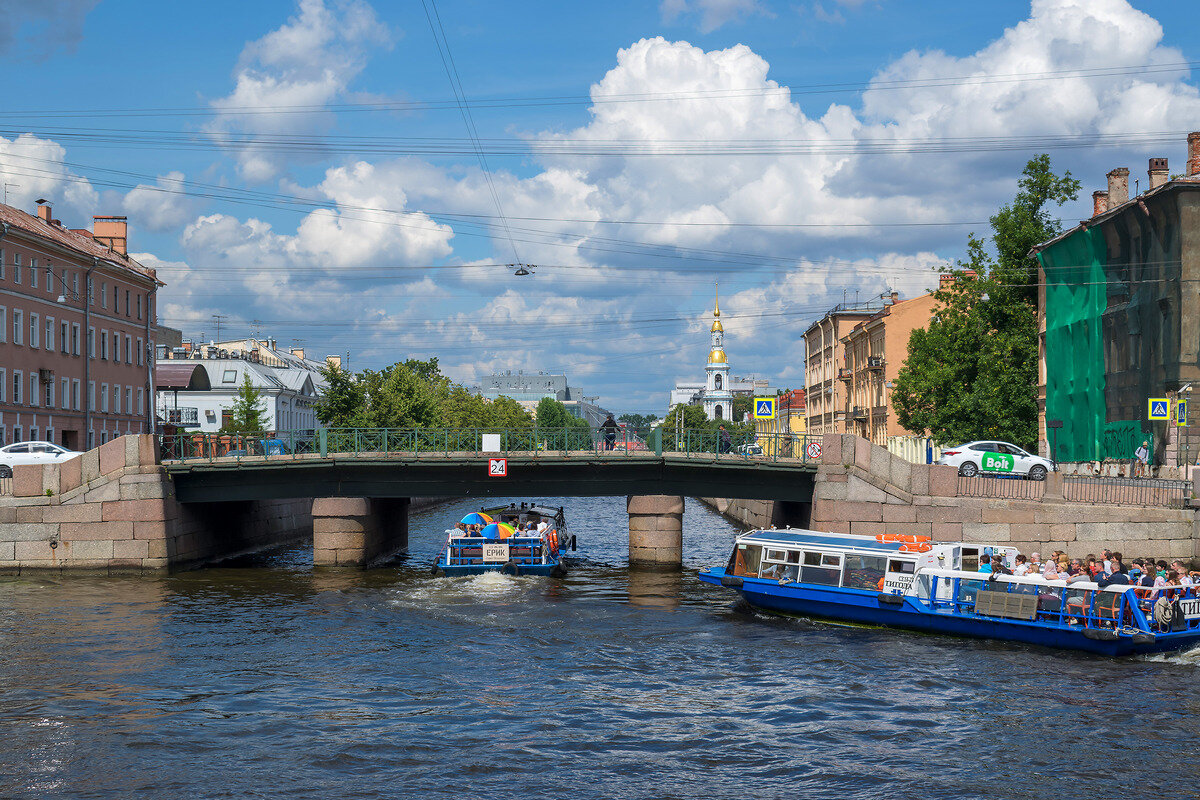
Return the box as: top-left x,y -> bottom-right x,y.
158,428 -> 826,465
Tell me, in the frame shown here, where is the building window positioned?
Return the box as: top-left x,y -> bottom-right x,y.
88,327 -> 95,358
0,248 -> 4,279
137,293 -> 142,319
125,386 -> 132,415
13,371 -> 22,404
125,334 -> 132,364
45,317 -> 53,351
13,309 -> 22,345
87,429 -> 93,449
45,427 -> 53,445
100,330 -> 108,360
0,306 -> 6,343
113,385 -> 120,414
45,267 -> 53,293
125,289 -> 130,317
137,337 -> 143,366
29,313 -> 38,348
46,378 -> 55,410
222,370 -> 237,383
13,252 -> 20,283
138,387 -> 144,415
0,368 -> 5,402
88,381 -> 94,412
113,285 -> 118,312
61,378 -> 68,411
715,404 -> 723,420
71,323 -> 79,356
101,282 -> 107,308
101,383 -> 108,413
29,374 -> 37,407
13,427 -> 21,444
87,276 -> 93,305
73,379 -> 80,411
29,259 -> 37,288
72,273 -> 77,297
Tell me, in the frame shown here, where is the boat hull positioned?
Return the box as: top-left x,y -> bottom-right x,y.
699,570 -> 1199,657
436,559 -> 568,577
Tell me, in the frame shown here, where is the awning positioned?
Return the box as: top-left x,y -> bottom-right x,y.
156,363 -> 211,391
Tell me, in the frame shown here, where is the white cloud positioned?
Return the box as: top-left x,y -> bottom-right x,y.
0,133 -> 98,218
122,172 -> 199,233
207,0 -> 392,182
661,0 -> 768,32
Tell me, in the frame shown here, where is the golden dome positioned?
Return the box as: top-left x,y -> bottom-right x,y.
711,319 -> 724,333
707,348 -> 727,364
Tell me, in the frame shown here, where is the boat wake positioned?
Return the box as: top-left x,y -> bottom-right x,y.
1139,643 -> 1200,666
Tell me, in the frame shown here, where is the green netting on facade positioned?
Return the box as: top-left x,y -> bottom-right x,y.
1037,228 -> 1108,462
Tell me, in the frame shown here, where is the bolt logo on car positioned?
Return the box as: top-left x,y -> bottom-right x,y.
981,452 -> 1015,472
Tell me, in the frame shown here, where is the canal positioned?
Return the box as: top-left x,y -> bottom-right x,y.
1,495 -> 1197,798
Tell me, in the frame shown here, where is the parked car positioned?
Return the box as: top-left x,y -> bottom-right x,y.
937,440 -> 1055,480
735,442 -> 764,456
0,441 -> 80,478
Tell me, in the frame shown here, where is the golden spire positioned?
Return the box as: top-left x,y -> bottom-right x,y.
710,282 -> 724,333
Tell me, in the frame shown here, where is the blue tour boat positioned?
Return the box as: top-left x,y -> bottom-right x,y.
698,528 -> 1200,657
433,503 -> 573,577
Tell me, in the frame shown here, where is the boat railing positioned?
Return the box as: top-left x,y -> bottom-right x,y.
443,535 -> 551,567
914,568 -> 1200,635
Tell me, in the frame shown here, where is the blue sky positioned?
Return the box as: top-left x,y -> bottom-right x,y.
2,0 -> 1198,414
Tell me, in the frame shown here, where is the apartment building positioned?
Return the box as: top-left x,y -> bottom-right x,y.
802,303 -> 880,436
0,202 -> 160,449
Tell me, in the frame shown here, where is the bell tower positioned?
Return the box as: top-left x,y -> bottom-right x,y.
703,283 -> 732,421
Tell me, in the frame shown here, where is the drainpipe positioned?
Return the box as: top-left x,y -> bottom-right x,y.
145,284 -> 154,437
83,257 -> 100,448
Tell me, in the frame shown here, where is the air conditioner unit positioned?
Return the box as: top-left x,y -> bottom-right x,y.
38,368 -> 53,384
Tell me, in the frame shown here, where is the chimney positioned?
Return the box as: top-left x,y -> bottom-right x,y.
92,215 -> 128,255
1092,190 -> 1109,217
290,347 -> 306,360
1148,158 -> 1169,191
325,355 -> 342,370
36,201 -> 52,223
1189,131 -> 1200,176
939,273 -> 954,289
1106,168 -> 1129,207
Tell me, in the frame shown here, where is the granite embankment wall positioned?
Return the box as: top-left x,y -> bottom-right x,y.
0,435 -> 311,574
702,434 -> 1200,562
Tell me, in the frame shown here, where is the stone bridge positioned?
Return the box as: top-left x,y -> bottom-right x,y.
2,433 -> 1196,574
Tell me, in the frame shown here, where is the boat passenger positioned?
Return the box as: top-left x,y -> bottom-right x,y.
1013,554 -> 1029,576
1097,560 -> 1129,588
990,557 -> 1011,576
536,520 -> 549,533
1171,561 -> 1193,586
1042,560 -> 1061,581
1029,552 -> 1042,572
1086,556 -> 1101,577
978,558 -> 993,574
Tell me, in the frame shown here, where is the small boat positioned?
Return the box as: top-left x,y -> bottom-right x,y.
698,527 -> 1200,657
433,503 -> 573,577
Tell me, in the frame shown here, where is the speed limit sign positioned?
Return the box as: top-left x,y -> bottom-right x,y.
805,441 -> 822,460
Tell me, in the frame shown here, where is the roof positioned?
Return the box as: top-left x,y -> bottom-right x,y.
1029,176 -> 1200,256
156,363 -> 211,391
0,203 -> 160,285
741,528 -> 905,552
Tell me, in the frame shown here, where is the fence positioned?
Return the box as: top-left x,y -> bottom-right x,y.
0,477 -> 11,496
956,474 -> 1046,500
887,436 -> 944,465
1063,476 -> 1192,509
157,428 -> 827,465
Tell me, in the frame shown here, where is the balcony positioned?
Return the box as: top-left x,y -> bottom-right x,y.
850,406 -> 868,420
837,367 -> 852,381
866,356 -> 885,370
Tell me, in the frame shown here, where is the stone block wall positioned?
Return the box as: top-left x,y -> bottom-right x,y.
627,495 -> 684,568
312,497 -> 409,567
0,435 -> 312,573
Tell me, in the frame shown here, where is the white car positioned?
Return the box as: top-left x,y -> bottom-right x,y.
0,441 -> 80,478
937,440 -> 1055,480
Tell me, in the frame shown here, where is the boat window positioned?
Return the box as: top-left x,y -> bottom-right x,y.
960,548 -> 980,572
733,544 -> 762,577
801,551 -> 842,587
787,550 -> 800,564
842,554 -> 887,591
887,559 -> 916,575
765,549 -> 789,562
760,548 -> 800,582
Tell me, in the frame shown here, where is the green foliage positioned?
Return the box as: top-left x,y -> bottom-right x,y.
618,412 -> 658,432
658,402 -> 753,449
731,395 -> 754,423
315,359 -> 534,430
892,154 -> 1078,449
536,397 -> 588,430
221,374 -> 268,433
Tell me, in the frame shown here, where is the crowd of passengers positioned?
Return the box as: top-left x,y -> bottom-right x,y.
452,521 -> 550,536
977,548 -> 1200,592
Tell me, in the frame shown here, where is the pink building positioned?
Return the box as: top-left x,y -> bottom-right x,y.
0,201 -> 162,450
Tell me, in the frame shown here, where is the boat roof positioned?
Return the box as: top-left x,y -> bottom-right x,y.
739,528 -> 907,553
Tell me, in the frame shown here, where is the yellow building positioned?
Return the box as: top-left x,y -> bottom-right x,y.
754,389 -> 807,457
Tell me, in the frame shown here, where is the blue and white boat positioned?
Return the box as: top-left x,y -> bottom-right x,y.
433,503 -> 573,577
698,528 -> 1200,657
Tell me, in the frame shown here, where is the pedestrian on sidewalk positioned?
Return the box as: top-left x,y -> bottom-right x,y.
1135,440 -> 1150,478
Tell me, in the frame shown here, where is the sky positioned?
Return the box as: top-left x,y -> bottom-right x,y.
1,0 -> 1198,414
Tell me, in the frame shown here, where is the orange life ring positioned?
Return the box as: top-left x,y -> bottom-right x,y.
547,529 -> 559,556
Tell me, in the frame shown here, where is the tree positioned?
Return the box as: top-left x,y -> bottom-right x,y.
892,154 -> 1078,449
222,374 -> 268,433
315,363 -> 368,428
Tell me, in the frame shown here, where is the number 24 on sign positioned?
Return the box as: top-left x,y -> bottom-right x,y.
488,458 -> 508,477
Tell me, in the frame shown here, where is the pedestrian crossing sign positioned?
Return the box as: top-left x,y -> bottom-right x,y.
1148,398 -> 1170,421
754,398 -> 776,419
1178,399 -> 1188,427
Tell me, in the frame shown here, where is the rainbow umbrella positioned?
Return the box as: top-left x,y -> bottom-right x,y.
481,522 -> 516,540
460,512 -> 492,526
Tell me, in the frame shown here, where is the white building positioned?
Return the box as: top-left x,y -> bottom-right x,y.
155,337 -> 332,433
702,289 -> 733,421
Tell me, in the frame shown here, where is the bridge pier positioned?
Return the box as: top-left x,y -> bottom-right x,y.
312,497 -> 409,567
627,495 -> 684,570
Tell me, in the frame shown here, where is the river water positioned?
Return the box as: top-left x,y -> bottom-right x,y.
1,495 -> 1198,799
